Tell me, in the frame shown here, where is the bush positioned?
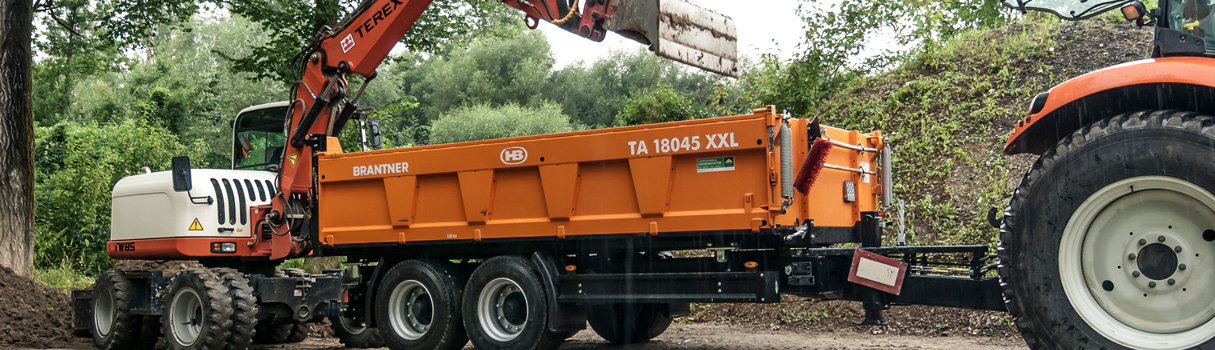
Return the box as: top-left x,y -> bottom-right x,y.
34,119 -> 201,274
614,84 -> 712,126
428,102 -> 580,144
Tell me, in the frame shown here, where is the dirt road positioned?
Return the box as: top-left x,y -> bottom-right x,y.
249,323 -> 1027,350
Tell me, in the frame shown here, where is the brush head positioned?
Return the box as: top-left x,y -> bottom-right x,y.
794,138 -> 833,195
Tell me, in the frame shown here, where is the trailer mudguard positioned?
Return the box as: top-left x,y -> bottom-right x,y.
1004,56 -> 1215,155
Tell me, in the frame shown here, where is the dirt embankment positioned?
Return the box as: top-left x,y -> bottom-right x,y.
0,266 -> 89,348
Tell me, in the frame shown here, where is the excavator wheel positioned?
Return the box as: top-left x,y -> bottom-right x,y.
1001,110 -> 1215,350
587,303 -> 672,344
91,271 -> 146,350
215,268 -> 258,350
162,269 -> 234,350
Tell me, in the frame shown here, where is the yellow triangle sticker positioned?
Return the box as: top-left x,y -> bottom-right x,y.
188,218 -> 204,231
287,154 -> 298,167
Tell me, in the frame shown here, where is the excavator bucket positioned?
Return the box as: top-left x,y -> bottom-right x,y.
605,0 -> 739,77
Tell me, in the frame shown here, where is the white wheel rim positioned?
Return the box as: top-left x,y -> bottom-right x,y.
169,288 -> 204,346
387,280 -> 432,340
477,278 -> 527,342
1062,176 -> 1215,349
93,285 -> 115,336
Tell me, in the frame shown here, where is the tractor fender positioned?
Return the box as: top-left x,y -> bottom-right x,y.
1004,56 -> 1215,155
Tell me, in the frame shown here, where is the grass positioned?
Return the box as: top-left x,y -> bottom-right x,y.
36,266 -> 95,290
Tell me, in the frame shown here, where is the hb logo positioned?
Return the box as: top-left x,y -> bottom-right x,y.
500,147 -> 528,165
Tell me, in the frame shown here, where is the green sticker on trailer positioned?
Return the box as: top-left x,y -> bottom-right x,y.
697,156 -> 735,173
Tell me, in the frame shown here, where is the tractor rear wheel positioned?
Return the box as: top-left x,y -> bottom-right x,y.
587,303 -> 672,344
1001,110 -> 1215,349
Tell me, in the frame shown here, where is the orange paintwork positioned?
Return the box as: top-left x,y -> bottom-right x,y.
1004,57 -> 1215,155
314,107 -> 885,246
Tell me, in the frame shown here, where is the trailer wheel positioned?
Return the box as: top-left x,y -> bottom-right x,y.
463,256 -> 561,350
91,271 -> 143,350
215,268 -> 258,349
330,313 -> 384,348
1002,110 -> 1215,350
376,260 -> 468,350
587,303 -> 672,344
162,269 -> 234,350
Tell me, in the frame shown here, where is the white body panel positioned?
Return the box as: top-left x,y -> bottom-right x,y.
111,169 -> 277,241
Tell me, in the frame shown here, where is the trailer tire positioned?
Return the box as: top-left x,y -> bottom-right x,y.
163,269 -> 234,350
215,268 -> 258,350
1001,110 -> 1215,350
331,314 -> 384,348
91,271 -> 143,350
463,256 -> 562,350
377,259 -> 468,350
587,303 -> 672,344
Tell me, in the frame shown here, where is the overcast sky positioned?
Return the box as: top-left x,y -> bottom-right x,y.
535,1 -> 810,69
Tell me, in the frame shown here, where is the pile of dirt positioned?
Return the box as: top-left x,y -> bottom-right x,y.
113,259 -> 203,275
0,266 -> 90,348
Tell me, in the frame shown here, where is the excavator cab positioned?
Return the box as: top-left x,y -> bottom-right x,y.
232,102 -> 290,171
1004,0 -> 1215,56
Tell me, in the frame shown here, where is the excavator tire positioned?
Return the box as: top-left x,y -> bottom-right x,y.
162,269 -> 234,350
215,268 -> 258,350
1001,110 -> 1215,350
285,322 -> 311,343
91,271 -> 144,350
251,321 -> 293,344
587,303 -> 672,344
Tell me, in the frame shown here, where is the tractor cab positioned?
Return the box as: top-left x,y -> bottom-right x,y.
1004,0 -> 1215,56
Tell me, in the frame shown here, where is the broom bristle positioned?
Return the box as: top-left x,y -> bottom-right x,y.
794,139 -> 833,194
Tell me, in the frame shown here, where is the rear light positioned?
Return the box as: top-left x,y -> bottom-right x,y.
210,242 -> 237,253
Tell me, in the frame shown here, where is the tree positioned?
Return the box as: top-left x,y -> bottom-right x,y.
1,0 -> 36,277
429,102 -> 579,144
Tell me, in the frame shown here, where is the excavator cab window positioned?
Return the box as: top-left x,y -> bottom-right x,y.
232,105 -> 289,170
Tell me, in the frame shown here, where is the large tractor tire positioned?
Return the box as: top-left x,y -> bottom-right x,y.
376,259 -> 468,350
462,256 -> 564,350
1001,110 -> 1215,349
587,303 -> 672,344
162,269 -> 234,350
92,271 -> 152,350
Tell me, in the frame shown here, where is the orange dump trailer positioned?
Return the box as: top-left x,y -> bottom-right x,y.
314,106 -> 885,248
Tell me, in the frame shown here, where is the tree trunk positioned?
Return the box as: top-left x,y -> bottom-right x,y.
0,0 -> 36,277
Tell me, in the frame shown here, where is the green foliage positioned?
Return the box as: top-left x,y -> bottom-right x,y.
222,0 -> 516,84
428,102 -> 579,144
614,84 -> 711,126
34,119 -> 203,274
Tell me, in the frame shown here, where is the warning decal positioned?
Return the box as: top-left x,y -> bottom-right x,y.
287,154 -> 298,167
188,218 -> 204,231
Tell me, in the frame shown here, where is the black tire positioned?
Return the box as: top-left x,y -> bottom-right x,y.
1001,110 -> 1215,350
163,269 -> 234,350
136,315 -> 163,349
215,268 -> 258,350
251,320 -> 293,344
587,303 -> 672,344
284,322 -> 311,343
91,271 -> 143,350
331,314 -> 385,348
462,256 -> 562,350
376,260 -> 468,350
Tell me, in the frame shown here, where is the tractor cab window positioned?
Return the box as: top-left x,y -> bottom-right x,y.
232,105 -> 288,170
1168,0 -> 1215,53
